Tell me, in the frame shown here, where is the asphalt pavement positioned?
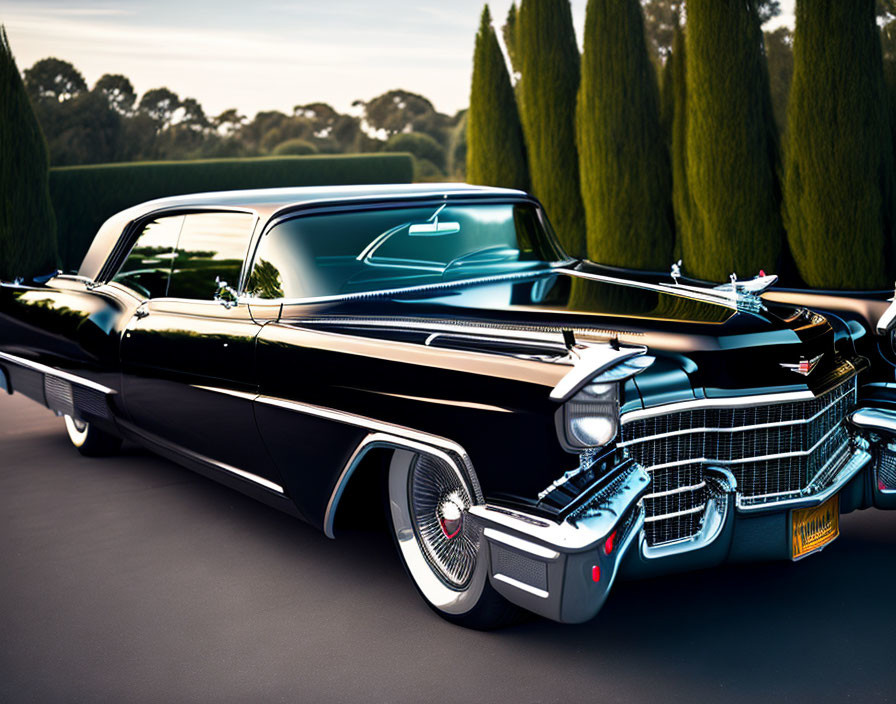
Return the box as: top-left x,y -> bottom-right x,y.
1,391 -> 894,703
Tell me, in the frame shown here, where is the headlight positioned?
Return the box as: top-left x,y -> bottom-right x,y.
560,382 -> 619,449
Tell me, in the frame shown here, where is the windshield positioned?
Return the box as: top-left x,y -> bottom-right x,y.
244,202 -> 569,300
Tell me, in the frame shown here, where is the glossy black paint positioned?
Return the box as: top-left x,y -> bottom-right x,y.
1,185 -> 892,538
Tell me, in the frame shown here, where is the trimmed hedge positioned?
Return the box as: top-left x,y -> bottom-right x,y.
50,153 -> 414,271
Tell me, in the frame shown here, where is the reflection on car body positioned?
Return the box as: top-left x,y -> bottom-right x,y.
1,183 -> 895,628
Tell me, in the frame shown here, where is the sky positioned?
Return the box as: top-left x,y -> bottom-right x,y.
2,0 -> 795,119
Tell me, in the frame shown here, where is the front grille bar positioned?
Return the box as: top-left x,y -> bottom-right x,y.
643,503 -> 707,523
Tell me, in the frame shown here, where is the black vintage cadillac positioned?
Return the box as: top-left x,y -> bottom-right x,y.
2,184 -> 894,628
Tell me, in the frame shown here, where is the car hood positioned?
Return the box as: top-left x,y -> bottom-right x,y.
282,265 -> 859,399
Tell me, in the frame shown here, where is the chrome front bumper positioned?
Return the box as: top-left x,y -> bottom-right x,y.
469,463 -> 649,624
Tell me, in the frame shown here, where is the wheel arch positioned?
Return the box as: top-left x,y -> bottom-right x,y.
324,431 -> 484,539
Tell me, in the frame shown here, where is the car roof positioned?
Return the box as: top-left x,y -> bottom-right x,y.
78,183 -> 530,280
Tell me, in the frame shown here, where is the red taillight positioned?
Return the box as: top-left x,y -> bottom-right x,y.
603,530 -> 617,555
592,565 -> 601,582
880,479 -> 887,492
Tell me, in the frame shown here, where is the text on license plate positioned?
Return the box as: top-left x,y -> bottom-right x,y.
791,494 -> 839,560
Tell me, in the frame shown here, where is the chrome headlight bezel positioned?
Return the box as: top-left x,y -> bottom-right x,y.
554,355 -> 655,453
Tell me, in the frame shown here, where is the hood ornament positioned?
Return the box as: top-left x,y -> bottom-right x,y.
780,353 -> 824,376
663,262 -> 775,313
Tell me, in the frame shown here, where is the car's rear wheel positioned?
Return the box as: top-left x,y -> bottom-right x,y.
387,449 -> 521,629
63,415 -> 122,457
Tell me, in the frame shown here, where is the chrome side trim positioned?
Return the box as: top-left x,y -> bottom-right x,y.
850,407 -> 896,435
483,528 -> 561,560
255,395 -> 480,494
0,351 -> 115,395
493,573 -> 549,599
118,419 -> 284,493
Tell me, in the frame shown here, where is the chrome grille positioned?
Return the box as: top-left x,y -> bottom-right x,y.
621,376 -> 857,547
878,448 -> 896,492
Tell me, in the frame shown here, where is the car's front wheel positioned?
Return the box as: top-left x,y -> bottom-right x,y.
387,449 -> 520,629
63,415 -> 122,457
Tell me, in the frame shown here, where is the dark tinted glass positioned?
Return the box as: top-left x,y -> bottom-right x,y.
245,203 -> 565,300
112,215 -> 184,298
166,213 -> 255,300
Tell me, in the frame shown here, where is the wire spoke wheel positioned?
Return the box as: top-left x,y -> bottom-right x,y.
409,453 -> 480,588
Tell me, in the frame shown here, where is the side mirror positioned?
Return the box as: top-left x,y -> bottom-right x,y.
214,277 -> 239,309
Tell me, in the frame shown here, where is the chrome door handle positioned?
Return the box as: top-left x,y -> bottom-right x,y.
134,303 -> 150,319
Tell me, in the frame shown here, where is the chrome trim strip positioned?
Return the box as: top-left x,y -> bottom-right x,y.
850,407 -> 896,435
640,467 -> 735,559
621,389 -> 817,423
642,495 -> 729,559
493,573 -> 549,599
192,385 -> 485,538
469,466 -> 651,552
643,481 -> 706,499
556,268 -> 739,310
619,385 -> 856,445
0,351 -> 115,395
118,420 -> 284,494
639,423 -> 845,471
483,528 -> 561,560
237,268 -> 560,307
643,503 -> 707,523
736,446 -> 871,512
324,432 -> 477,539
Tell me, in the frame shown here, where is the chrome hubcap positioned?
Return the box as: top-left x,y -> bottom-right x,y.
410,454 -> 479,588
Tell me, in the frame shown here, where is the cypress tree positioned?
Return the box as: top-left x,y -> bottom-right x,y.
503,3 -> 520,76
784,0 -> 893,289
667,24 -> 692,259
516,0 -> 586,258
576,0 -> 673,270
684,0 -> 782,281
467,5 -> 529,192
0,26 -> 57,280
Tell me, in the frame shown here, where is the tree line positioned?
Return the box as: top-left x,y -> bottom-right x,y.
21,58 -> 468,181
467,0 -> 896,290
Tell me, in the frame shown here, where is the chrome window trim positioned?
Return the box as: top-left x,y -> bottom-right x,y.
0,351 -> 115,395
237,268 -> 566,307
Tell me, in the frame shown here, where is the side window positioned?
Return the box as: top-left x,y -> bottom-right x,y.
166,213 -> 255,300
112,215 -> 184,298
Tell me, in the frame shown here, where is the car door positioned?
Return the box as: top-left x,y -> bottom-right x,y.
118,210 -> 280,487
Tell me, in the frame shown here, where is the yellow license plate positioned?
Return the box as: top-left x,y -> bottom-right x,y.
791,495 -> 839,560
